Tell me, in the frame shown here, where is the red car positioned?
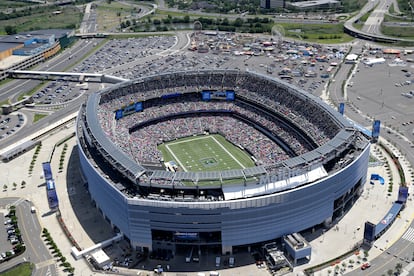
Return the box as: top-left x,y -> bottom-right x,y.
361,262 -> 371,270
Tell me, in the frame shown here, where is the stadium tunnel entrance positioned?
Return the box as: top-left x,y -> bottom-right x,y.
151,229 -> 222,258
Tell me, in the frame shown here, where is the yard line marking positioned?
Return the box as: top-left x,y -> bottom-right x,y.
210,136 -> 246,169
167,135 -> 211,146
165,144 -> 188,172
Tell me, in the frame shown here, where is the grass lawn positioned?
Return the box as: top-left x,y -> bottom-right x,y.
33,113 -> 47,123
0,0 -> 32,9
96,1 -> 137,32
279,23 -> 354,43
0,6 -> 82,35
0,262 -> 33,276
381,25 -> 414,38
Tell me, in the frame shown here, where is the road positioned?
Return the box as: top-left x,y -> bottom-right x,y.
349,221 -> 414,275
362,0 -> 393,35
0,198 -> 56,276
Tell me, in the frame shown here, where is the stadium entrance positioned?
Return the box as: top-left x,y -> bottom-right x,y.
151,230 -> 222,259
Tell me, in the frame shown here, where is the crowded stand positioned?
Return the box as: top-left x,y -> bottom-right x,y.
84,70 -> 354,191
97,93 -> 309,165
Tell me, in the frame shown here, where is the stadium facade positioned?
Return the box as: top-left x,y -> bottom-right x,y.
76,70 -> 370,254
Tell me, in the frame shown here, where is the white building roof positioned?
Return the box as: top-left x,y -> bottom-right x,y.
91,249 -> 110,266
222,166 -> 327,200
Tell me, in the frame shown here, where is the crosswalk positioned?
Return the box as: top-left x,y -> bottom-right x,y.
401,227 -> 414,243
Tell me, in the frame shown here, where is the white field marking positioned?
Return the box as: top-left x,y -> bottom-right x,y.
210,135 -> 246,169
166,135 -> 245,170
165,144 -> 187,172
167,135 -> 212,146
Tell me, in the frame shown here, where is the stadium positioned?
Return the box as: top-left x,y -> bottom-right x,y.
76,69 -> 370,257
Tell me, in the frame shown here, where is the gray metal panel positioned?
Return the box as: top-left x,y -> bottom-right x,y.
283,156 -> 306,168
196,171 -> 220,180
315,143 -> 335,155
336,129 -> 354,141
150,170 -> 174,179
328,137 -> 345,148
222,169 -> 244,179
301,151 -> 322,162
243,166 -> 267,176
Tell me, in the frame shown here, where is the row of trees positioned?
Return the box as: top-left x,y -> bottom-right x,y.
42,228 -> 75,274
130,16 -> 274,33
3,180 -> 26,191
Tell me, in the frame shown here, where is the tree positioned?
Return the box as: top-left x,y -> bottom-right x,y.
5,25 -> 17,35
12,182 -> 17,190
387,269 -> 393,276
395,263 -> 402,274
234,18 -> 243,27
3,184 -> 7,191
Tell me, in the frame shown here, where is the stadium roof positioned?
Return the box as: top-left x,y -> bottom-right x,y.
150,166 -> 266,182
222,165 -> 328,200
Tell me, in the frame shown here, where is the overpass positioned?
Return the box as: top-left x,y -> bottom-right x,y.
343,0 -> 414,45
343,20 -> 414,44
8,70 -> 129,84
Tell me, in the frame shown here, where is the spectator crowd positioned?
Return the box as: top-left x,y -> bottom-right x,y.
96,70 -> 340,172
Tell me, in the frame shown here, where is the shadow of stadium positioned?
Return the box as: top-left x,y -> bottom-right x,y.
64,145 -> 114,244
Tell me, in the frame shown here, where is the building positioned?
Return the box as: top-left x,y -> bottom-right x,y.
77,70 -> 370,256
260,0 -> 285,9
0,29 -> 74,81
287,0 -> 341,11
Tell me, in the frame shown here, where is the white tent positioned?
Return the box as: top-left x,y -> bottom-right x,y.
363,57 -> 385,65
345,54 -> 358,62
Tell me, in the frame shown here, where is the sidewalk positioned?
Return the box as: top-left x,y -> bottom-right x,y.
294,137 -> 414,275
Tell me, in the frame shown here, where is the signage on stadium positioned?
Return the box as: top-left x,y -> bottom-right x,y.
381,213 -> 393,225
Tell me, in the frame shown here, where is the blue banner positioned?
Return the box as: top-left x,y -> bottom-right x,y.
202,91 -> 211,101
338,103 -> 345,115
135,102 -> 143,112
115,109 -> 123,120
42,162 -> 53,181
226,90 -> 235,101
372,120 -> 381,138
398,186 -> 409,203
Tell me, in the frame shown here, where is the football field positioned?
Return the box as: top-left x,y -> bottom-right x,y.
158,134 -> 255,173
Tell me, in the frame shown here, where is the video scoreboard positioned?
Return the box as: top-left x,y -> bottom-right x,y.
202,90 -> 235,101
115,102 -> 143,120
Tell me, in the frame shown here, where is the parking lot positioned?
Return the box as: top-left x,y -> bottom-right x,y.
0,113 -> 25,142
0,211 -> 19,263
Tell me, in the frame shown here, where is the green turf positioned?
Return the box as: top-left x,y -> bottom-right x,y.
158,134 -> 256,186
159,134 -> 255,172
